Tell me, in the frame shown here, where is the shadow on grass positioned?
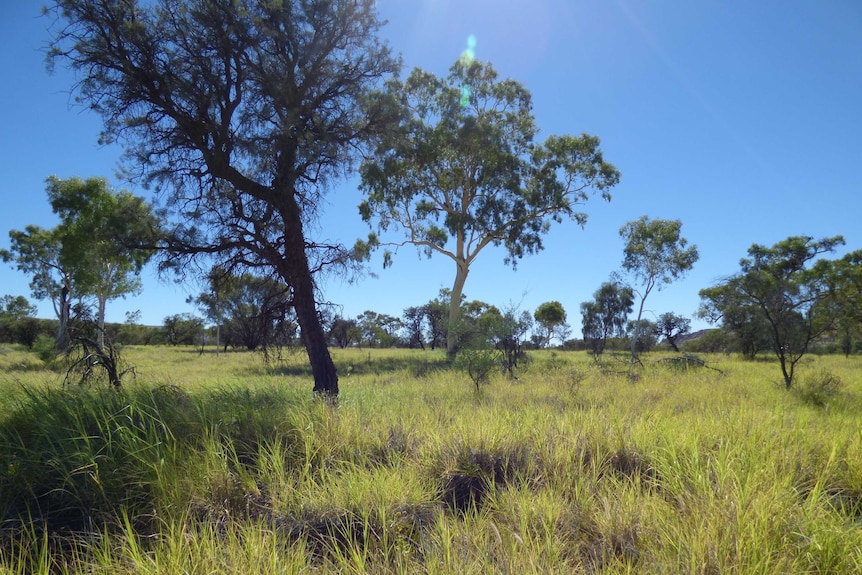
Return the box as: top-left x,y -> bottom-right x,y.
251,351 -> 452,379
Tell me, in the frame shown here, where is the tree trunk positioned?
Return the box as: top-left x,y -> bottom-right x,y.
446,261 -> 469,355
56,284 -> 71,351
97,293 -> 107,351
281,193 -> 339,397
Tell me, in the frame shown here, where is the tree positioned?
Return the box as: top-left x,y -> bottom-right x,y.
619,216 -> 699,360
580,282 -> 634,359
48,0 -> 400,397
163,313 -> 205,346
481,304 -> 532,376
698,235 -> 847,388
194,269 -> 294,351
401,306 -> 426,349
627,319 -> 657,354
357,310 -> 402,348
46,176 -> 158,349
653,312 -> 691,352
2,225 -> 75,349
359,59 -> 620,354
698,284 -> 773,358
830,250 -> 862,357
533,301 -> 568,348
2,177 -> 157,350
0,295 -> 40,348
329,317 -> 361,349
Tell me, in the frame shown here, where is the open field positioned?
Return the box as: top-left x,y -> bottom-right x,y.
1,344 -> 861,573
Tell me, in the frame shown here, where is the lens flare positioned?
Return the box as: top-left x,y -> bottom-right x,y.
459,34 -> 477,107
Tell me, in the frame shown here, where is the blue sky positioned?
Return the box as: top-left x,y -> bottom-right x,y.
1,0 -> 860,334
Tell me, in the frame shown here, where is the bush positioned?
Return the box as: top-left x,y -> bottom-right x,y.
795,369 -> 844,408
454,348 -> 501,391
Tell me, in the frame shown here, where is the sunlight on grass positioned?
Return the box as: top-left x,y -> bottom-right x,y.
1,346 -> 861,573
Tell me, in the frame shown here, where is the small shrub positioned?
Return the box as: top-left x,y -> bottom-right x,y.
454,348 -> 501,392
33,334 -> 60,367
795,369 -> 843,408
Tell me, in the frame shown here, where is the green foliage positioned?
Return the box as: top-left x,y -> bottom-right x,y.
0,296 -> 41,348
162,313 -> 205,346
619,216 -> 698,360
699,235 -> 849,387
653,312 -> 691,352
454,348 -> 501,391
794,369 -> 844,408
533,301 -> 569,348
360,59 -> 619,353
581,281 -> 634,359
48,0 -> 402,396
329,316 -> 362,349
193,268 -> 296,351
1,348 -> 862,572
1,178 -> 159,351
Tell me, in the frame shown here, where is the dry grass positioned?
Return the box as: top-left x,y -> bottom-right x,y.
1,344 -> 861,573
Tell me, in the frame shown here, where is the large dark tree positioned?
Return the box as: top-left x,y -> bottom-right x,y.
48,0 -> 399,396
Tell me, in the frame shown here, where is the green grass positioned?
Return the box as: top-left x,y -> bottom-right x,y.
1,345 -> 861,573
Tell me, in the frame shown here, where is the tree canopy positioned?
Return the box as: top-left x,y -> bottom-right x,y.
2,177 -> 157,349
48,0 -> 400,396
699,235 -> 853,387
619,216 -> 698,359
580,281 -> 634,359
359,59 -> 620,354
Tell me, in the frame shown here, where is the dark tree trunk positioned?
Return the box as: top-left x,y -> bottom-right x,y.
280,192 -> 339,397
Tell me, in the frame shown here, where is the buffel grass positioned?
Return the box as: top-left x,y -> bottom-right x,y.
0,343 -> 860,573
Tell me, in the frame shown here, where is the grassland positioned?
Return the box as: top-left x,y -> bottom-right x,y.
0,343 -> 860,573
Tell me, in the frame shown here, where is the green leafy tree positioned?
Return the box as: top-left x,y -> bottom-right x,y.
481,304 -> 533,376
0,295 -> 40,348
619,216 -> 699,360
654,312 -> 691,352
580,282 -> 634,359
46,176 -> 158,349
401,306 -> 426,349
627,319 -> 657,354
163,313 -> 205,346
698,235 -> 847,388
357,310 -> 402,348
422,289 -> 460,351
698,284 -> 773,358
329,317 -> 361,349
1,225 -> 75,349
829,250 -> 862,357
48,0 -> 399,397
533,300 -> 569,348
359,59 -> 620,354
194,269 -> 294,351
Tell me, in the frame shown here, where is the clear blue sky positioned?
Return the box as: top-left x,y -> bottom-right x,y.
1,0 -> 860,334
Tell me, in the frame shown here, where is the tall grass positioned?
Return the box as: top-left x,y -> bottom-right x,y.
1,345 -> 861,573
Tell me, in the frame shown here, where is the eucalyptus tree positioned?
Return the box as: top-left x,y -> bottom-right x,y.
46,176 -> 157,349
619,216 -> 698,360
653,312 -> 691,352
360,59 -> 620,354
48,0 -> 400,396
533,300 -> 568,348
193,268 -> 294,351
1,225 -> 74,348
580,281 -> 634,359
699,235 -> 848,388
